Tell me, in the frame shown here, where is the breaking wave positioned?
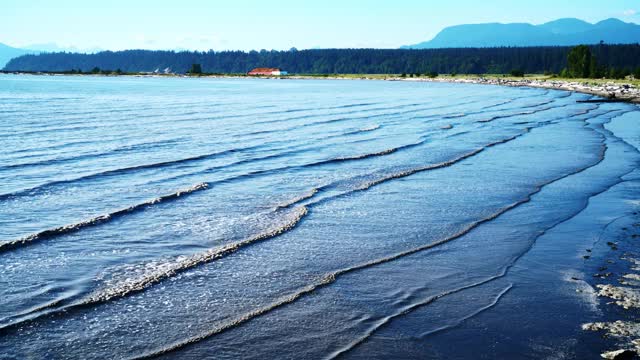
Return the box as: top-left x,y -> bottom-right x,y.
0,183 -> 209,253
84,206 -> 308,304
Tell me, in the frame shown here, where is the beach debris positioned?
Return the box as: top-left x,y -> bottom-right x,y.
600,349 -> 636,359
625,258 -> 640,272
399,77 -> 640,104
620,274 -> 640,286
583,322 -> 640,359
624,274 -> 640,282
597,284 -> 640,309
583,321 -> 640,337
594,273 -> 612,278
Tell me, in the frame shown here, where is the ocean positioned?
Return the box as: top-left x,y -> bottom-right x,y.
0,74 -> 639,359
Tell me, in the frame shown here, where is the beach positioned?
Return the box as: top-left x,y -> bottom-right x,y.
400,76 -> 640,104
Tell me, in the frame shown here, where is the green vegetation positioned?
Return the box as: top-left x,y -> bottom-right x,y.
5,45 -> 640,76
562,44 -> 639,80
566,45 -> 592,78
510,69 -> 525,77
188,63 -> 202,75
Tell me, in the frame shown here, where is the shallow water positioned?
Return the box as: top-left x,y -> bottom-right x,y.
0,75 -> 638,359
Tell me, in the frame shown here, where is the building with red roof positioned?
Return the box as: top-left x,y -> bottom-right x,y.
247,68 -> 288,76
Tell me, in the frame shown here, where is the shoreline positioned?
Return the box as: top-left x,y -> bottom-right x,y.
581,211 -> 640,359
2,71 -> 640,104
396,76 -> 640,104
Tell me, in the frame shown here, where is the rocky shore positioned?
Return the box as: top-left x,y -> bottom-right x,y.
400,76 -> 640,104
581,217 -> 640,359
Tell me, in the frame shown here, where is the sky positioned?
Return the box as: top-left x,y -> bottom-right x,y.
2,0 -> 639,51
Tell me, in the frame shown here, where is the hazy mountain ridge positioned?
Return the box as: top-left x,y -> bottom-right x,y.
0,43 -> 34,68
403,18 -> 640,48
0,43 -> 103,68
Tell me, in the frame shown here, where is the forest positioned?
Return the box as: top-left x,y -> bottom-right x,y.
4,44 -> 640,77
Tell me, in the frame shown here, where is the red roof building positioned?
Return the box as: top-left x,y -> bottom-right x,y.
247,68 -> 288,76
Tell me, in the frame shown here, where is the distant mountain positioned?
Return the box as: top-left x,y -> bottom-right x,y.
0,42 -> 104,69
0,43 -> 34,68
537,18 -> 594,35
403,18 -> 640,48
21,43 -> 103,54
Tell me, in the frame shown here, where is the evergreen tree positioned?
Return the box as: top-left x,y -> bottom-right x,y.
4,45 -> 640,77
566,45 -> 592,78
189,63 -> 202,74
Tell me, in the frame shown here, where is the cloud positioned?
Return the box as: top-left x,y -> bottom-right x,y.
623,9 -> 637,16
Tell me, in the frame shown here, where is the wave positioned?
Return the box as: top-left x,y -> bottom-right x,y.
3,102 -> 452,195
476,101 -> 597,125
122,130 -> 534,306
0,116 -> 605,336
319,131 -> 530,200
275,188 -> 322,211
0,138 -> 187,172
2,100 -> 287,138
249,102 -> 423,127
302,142 -> 423,169
157,137 -> 434,194
0,128 -> 538,331
0,182 -> 208,253
0,144 -> 250,201
1,138 -> 433,256
4,93 -> 555,192
133,140 -> 609,359
338,125 -> 382,137
327,282 -> 514,359
329,128 -> 624,358
5,102 -> 381,142
441,96 -> 528,118
412,94 -> 557,124
477,106 -> 554,123
241,96 -> 491,138
1,133 -> 185,161
416,283 -> 513,339
83,206 -> 308,304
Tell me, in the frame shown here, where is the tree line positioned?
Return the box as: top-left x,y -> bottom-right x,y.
563,44 -> 639,79
4,44 -> 640,77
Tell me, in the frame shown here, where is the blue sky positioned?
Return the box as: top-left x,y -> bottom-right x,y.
2,0 -> 639,51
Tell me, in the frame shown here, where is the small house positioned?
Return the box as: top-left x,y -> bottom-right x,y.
248,68 -> 288,76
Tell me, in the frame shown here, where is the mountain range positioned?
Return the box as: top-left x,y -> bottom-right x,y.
403,18 -> 640,49
2,18 -> 639,69
0,43 -> 103,68
0,43 -> 34,69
